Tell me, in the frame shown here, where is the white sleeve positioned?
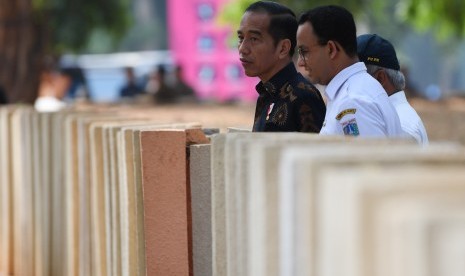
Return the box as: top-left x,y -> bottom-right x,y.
335,97 -> 387,137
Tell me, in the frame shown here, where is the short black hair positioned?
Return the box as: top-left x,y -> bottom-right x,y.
298,5 -> 357,57
245,1 -> 297,56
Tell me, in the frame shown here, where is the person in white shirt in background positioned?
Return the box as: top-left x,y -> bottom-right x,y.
296,5 -> 403,138
357,34 -> 429,145
35,67 -> 68,112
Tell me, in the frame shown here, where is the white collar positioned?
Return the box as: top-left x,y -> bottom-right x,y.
389,90 -> 408,104
325,62 -> 367,101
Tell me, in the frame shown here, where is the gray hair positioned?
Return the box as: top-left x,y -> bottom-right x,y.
366,64 -> 406,91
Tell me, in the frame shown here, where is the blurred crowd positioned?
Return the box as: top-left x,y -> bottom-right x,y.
123,64 -> 198,105
4,59 -> 201,112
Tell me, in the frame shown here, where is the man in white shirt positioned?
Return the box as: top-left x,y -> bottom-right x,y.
296,5 -> 403,137
357,34 -> 429,145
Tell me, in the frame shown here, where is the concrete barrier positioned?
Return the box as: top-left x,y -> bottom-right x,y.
2,103 -> 465,276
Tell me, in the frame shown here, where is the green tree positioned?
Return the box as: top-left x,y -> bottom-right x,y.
399,0 -> 465,40
219,0 -> 377,30
0,0 -> 130,103
219,0 -> 465,40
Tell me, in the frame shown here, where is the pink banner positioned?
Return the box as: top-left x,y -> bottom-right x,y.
167,0 -> 258,102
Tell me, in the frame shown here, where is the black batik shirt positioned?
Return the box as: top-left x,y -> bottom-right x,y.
252,63 -> 326,132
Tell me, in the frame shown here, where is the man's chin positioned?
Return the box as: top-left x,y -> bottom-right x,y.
303,74 -> 315,83
244,71 -> 257,78
306,75 -> 320,85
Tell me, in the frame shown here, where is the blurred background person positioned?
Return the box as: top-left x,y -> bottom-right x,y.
119,66 -> 144,100
34,61 -> 69,112
172,64 -> 198,103
153,64 -> 178,104
61,66 -> 90,102
145,68 -> 161,96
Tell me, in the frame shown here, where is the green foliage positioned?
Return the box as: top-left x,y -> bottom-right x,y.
32,0 -> 131,53
218,0 -> 465,42
82,29 -> 115,54
218,0 -> 370,31
279,0 -> 365,15
398,0 -> 465,40
217,0 -> 254,29
217,0 -> 386,49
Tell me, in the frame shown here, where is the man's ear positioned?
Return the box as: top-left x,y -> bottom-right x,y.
278,39 -> 292,58
375,69 -> 388,86
327,40 -> 339,59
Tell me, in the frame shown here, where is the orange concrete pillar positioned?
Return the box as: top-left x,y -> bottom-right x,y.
140,129 -> 208,276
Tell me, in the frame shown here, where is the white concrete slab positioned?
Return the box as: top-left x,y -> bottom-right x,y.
278,145 -> 465,276
190,144 -> 212,276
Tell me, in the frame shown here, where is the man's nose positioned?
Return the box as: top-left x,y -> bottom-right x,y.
297,56 -> 306,67
238,40 -> 250,55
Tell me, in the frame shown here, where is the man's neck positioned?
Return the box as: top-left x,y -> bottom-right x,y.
330,55 -> 359,81
260,58 -> 292,83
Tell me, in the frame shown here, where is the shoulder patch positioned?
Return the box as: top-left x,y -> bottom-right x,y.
336,108 -> 356,120
342,118 -> 360,136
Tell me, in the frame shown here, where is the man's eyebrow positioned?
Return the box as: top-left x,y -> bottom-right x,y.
249,30 -> 263,36
237,29 -> 263,36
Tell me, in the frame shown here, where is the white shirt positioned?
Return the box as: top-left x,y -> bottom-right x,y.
389,91 -> 429,145
34,96 -> 66,112
319,62 -> 403,137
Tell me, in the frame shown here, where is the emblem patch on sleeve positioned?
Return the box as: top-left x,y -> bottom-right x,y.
336,108 -> 356,120
342,118 -> 360,136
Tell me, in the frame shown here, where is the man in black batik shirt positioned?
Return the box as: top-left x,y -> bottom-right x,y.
237,1 -> 325,132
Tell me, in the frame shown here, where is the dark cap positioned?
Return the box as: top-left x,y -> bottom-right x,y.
357,34 -> 400,71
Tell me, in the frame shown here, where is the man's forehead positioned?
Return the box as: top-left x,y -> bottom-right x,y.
297,22 -> 317,41
243,10 -> 270,18
240,11 -> 270,28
